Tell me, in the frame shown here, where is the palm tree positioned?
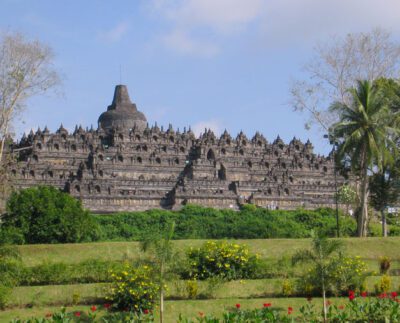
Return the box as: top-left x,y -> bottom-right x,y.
292,235 -> 343,323
330,80 -> 399,237
140,222 -> 175,323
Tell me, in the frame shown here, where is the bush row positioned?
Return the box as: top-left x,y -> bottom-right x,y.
2,186 -> 399,244
93,205 -> 358,241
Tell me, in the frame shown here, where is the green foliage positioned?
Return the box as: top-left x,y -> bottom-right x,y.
331,256 -> 368,294
178,305 -> 293,323
0,243 -> 20,308
107,264 -> 159,313
379,256 -> 391,274
185,280 -> 198,299
93,205 -> 357,242
2,186 -> 99,244
183,241 -> 261,280
281,279 -> 294,297
375,275 -> 392,293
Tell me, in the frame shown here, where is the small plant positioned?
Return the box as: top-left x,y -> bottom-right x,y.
185,279 -> 198,299
375,274 -> 392,293
281,279 -> 294,297
106,263 -> 159,313
72,292 -> 81,305
379,256 -> 391,274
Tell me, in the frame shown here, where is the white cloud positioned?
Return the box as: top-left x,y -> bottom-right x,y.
149,0 -> 400,55
162,29 -> 219,57
149,0 -> 265,56
192,119 -> 222,137
98,21 -> 130,43
166,0 -> 264,34
259,0 -> 400,48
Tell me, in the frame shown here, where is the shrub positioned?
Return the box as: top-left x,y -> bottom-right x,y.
185,280 -> 198,299
281,279 -> 294,297
183,241 -> 261,280
379,256 -> 391,274
93,205 -> 358,242
2,186 -> 99,244
332,256 -> 368,294
375,275 -> 392,294
106,263 -> 159,312
0,285 -> 11,309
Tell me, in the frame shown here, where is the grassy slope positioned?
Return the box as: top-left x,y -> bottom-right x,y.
16,237 -> 400,266
2,237 -> 399,321
9,277 -> 400,308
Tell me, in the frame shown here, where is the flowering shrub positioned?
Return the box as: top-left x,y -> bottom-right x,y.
106,264 -> 158,313
183,241 -> 261,280
375,274 -> 392,293
332,255 -> 368,294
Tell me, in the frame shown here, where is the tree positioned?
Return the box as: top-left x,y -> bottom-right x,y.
292,234 -> 343,323
331,80 -> 399,237
336,185 -> 357,215
1,186 -> 97,244
369,165 -> 400,237
140,222 -> 176,323
0,31 -> 60,163
290,28 -> 400,131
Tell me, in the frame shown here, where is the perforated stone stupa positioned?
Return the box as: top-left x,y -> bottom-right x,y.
8,85 -> 345,213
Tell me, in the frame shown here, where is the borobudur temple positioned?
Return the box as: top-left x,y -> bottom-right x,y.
7,85 -> 346,213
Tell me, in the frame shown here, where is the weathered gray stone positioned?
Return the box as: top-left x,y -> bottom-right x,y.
8,85 -> 347,212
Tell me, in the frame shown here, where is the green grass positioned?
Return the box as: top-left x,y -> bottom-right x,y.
8,276 -> 400,308
16,237 -> 400,267
3,237 -> 400,321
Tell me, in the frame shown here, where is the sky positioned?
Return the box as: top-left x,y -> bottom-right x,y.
1,0 -> 400,155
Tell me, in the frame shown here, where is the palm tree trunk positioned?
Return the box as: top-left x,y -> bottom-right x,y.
381,209 -> 387,237
358,147 -> 369,237
160,288 -> 164,323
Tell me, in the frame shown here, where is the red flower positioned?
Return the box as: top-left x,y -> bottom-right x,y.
263,303 -> 272,307
338,305 -> 345,310
74,312 -> 81,317
361,291 -> 367,297
104,303 -> 112,309
90,305 -> 97,312
379,292 -> 388,299
143,309 -> 149,315
45,313 -> 52,318
235,303 -> 241,309
348,290 -> 355,301
391,291 -> 398,299
288,306 -> 293,315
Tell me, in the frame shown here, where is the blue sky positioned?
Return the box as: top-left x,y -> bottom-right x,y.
2,0 -> 400,155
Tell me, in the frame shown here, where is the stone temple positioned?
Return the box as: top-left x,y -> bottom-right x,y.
8,85 -> 344,213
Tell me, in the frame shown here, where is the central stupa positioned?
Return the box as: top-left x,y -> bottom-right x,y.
98,85 -> 147,132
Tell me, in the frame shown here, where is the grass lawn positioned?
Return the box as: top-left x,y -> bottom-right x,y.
16,237 -> 400,267
9,276 -> 400,308
3,237 -> 399,321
